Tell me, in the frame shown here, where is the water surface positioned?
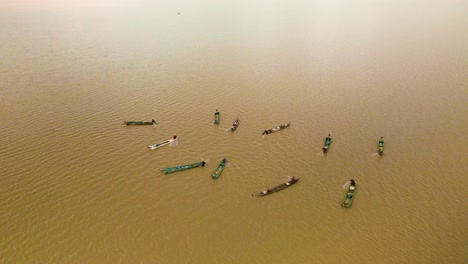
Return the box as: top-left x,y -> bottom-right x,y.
0,1 -> 467,263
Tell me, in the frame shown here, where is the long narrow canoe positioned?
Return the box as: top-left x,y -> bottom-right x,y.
214,110 -> 220,124
262,122 -> 291,135
148,135 -> 178,150
230,116 -> 239,132
322,134 -> 332,153
378,137 -> 384,156
125,119 -> 156,126
342,179 -> 356,208
252,177 -> 299,196
211,158 -> 227,179
161,160 -> 206,174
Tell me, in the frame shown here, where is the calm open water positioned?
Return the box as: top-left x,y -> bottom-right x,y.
0,1 -> 467,263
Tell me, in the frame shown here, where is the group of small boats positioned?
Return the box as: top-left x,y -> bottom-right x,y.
124,110 -> 385,207
320,134 -> 385,155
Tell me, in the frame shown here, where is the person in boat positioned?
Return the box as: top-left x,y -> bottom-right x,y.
350,179 -> 355,186
379,137 -> 384,145
215,109 -> 219,115
201,161 -> 206,167
262,130 -> 270,135
291,176 -> 296,181
152,119 -> 156,123
172,134 -> 177,140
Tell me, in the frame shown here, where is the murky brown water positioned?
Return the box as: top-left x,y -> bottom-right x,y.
1,1 -> 467,263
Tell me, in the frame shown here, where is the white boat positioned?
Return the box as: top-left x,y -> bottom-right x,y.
148,135 -> 178,150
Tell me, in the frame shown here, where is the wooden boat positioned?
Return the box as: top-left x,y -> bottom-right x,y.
252,177 -> 299,196
125,119 -> 156,126
342,179 -> 356,208
262,122 -> 291,135
230,116 -> 239,132
214,110 -> 220,124
211,158 -> 227,179
378,137 -> 384,155
322,134 -> 332,153
161,160 -> 206,174
148,134 -> 177,150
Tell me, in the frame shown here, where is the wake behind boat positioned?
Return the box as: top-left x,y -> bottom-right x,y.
148,134 -> 178,150
160,160 -> 206,174
125,119 -> 156,126
252,177 -> 299,196
262,122 -> 291,135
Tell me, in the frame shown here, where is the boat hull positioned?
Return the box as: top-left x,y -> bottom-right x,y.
161,161 -> 206,174
211,158 -> 227,179
125,121 -> 154,126
322,137 -> 332,152
253,178 -> 299,196
230,118 -> 239,132
214,112 -> 220,124
378,140 -> 384,155
262,122 -> 291,135
342,181 -> 356,208
148,139 -> 173,150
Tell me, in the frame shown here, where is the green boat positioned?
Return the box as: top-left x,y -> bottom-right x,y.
125,119 -> 156,126
342,179 -> 356,208
322,134 -> 332,153
160,160 -> 206,174
378,137 -> 384,156
211,158 -> 227,179
214,110 -> 220,124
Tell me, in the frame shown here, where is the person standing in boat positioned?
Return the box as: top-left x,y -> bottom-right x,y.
172,134 -> 177,140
